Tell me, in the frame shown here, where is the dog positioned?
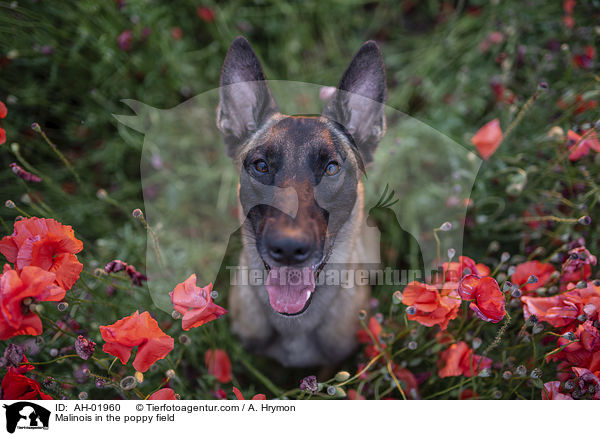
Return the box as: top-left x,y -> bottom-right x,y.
217,36 -> 387,367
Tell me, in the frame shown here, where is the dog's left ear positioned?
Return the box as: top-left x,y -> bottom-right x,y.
323,41 -> 386,164
217,36 -> 279,158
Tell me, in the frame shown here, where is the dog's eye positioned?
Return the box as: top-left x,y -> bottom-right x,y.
324,161 -> 340,176
253,159 -> 269,174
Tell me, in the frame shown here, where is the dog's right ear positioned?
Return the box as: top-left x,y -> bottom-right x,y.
217,36 -> 279,158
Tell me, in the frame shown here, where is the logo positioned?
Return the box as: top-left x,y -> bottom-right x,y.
3,402 -> 50,434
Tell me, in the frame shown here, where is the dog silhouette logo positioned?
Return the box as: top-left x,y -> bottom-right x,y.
3,402 -> 50,433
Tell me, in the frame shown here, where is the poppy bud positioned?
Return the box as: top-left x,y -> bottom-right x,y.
49,348 -> 58,357
537,82 -> 549,91
532,323 -> 544,334
472,338 -> 482,349
439,221 -> 452,231
511,288 -> 522,298
96,189 -> 107,199
326,385 -> 336,396
31,122 -> 41,132
405,306 -> 416,315
171,310 -> 182,320
516,365 -> 527,376
501,252 -> 511,263
5,200 -> 15,209
165,369 -> 176,379
408,341 -> 418,350
57,302 -> 69,311
95,378 -> 105,389
576,281 -> 587,289
447,248 -> 456,260
503,371 -> 512,380
335,371 -> 350,382
527,275 -> 538,284
578,215 -> 591,225
530,368 -> 542,379
211,290 -> 219,299
492,390 -> 502,399
135,371 -> 144,384
392,291 -> 403,304
577,314 -> 587,322
478,368 -> 491,378
120,376 -> 137,390
178,334 -> 191,345
507,266 -> 516,276
503,281 -> 513,291
78,391 -> 88,400
358,309 -> 367,320
132,208 -> 143,219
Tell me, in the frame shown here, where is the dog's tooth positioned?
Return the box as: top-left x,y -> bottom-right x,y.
304,290 -> 311,303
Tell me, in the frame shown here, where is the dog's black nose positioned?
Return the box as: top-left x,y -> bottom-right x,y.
266,236 -> 312,265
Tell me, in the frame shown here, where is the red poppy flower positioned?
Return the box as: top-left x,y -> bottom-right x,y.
171,27 -> 183,40
148,388 -> 178,400
1,368 -> 52,400
0,265 -> 64,340
542,381 -> 573,400
438,341 -> 492,378
402,281 -> 461,330
557,94 -> 598,115
0,100 -> 6,146
458,389 -> 479,400
170,274 -> 227,331
511,260 -> 556,292
471,119 -> 503,160
0,217 -> 83,291
566,129 -> 600,161
521,283 -> 600,328
490,80 -> 516,105
458,275 -> 506,323
549,321 -> 600,368
393,366 -> 419,397
347,389 -> 366,400
3,344 -> 34,374
570,367 -> 600,400
100,311 -> 174,373
196,6 -> 215,22
205,349 -> 232,383
357,316 -> 386,358
441,256 -> 488,283
562,245 -> 597,283
232,387 -> 266,400
573,46 -> 595,69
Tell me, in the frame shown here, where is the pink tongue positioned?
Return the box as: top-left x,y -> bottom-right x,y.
265,266 -> 315,314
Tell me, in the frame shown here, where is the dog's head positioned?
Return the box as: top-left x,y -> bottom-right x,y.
217,37 -> 386,316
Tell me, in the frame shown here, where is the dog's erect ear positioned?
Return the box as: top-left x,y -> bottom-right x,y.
323,41 -> 386,164
217,36 -> 279,157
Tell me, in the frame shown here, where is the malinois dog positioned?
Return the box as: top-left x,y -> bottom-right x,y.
217,36 -> 387,367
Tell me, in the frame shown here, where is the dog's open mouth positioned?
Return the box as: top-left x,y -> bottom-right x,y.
263,256 -> 328,316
